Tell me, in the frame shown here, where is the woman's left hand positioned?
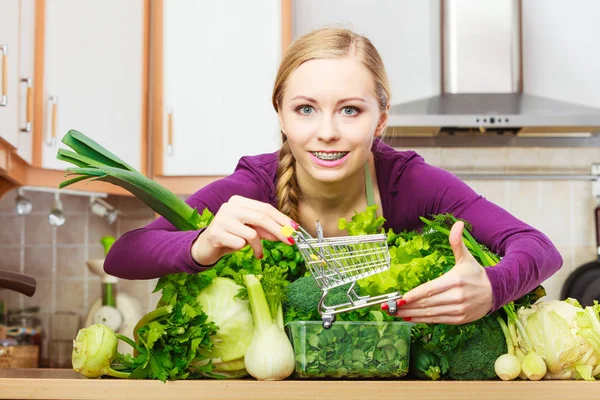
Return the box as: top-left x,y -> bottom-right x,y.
384,220 -> 494,325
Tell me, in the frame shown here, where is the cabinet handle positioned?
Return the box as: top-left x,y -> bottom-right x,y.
46,96 -> 58,146
167,107 -> 174,155
0,45 -> 7,107
20,77 -> 33,132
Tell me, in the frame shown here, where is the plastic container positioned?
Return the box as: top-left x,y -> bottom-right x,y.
286,320 -> 412,379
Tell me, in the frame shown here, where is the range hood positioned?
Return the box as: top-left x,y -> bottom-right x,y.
386,0 -> 600,138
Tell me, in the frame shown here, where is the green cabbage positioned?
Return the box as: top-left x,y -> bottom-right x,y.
516,299 -> 600,380
196,277 -> 254,365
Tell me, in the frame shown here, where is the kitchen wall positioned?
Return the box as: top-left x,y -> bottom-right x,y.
0,190 -> 159,366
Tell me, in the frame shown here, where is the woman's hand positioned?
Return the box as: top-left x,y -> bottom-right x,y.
384,221 -> 493,324
191,195 -> 297,266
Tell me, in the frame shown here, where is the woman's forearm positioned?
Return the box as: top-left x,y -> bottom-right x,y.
485,234 -> 563,312
104,228 -> 207,279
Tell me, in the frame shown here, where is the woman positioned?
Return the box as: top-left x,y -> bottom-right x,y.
105,27 -> 562,325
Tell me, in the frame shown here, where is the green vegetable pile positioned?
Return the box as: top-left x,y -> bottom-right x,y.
284,206 -> 546,381
61,129 -> 568,382
59,130 -> 302,381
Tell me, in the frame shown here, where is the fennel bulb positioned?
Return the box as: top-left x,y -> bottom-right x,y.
243,274 -> 295,381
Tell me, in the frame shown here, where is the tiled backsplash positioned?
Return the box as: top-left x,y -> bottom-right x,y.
0,146 -> 599,366
0,190 -> 158,365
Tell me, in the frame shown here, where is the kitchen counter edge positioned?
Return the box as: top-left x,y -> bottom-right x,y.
0,368 -> 598,400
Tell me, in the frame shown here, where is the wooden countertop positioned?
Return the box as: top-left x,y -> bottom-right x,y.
0,368 -> 598,400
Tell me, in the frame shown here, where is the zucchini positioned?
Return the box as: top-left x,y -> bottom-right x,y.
410,341 -> 442,380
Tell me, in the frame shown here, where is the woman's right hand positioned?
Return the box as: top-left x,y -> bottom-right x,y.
191,195 -> 297,266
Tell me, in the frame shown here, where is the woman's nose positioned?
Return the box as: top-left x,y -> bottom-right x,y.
316,117 -> 339,141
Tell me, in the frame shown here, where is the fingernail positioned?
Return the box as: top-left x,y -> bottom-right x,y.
381,303 -> 389,311
287,237 -> 295,245
404,317 -> 412,322
397,299 -> 407,307
290,220 -> 299,229
258,253 -> 264,259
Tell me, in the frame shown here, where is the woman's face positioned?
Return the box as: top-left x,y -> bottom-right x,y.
278,56 -> 387,184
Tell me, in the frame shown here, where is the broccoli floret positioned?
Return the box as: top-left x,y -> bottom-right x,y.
283,275 -> 354,320
445,316 -> 507,380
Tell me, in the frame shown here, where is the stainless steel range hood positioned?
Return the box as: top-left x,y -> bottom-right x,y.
386,0 -> 600,139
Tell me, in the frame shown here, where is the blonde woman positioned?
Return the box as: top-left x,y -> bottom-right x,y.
105,28 -> 562,325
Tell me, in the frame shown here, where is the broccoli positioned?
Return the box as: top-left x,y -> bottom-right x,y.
444,316 -> 507,380
283,275 -> 356,322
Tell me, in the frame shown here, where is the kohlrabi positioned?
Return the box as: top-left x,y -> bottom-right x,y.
72,324 -> 132,379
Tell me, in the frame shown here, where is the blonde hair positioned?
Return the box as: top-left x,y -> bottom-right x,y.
273,27 -> 391,222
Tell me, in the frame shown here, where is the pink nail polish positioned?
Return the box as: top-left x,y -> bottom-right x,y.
290,220 -> 299,229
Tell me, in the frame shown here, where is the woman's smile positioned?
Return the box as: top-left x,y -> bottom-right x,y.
308,151 -> 350,167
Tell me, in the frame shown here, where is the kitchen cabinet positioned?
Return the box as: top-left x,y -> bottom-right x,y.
17,0 -> 36,164
0,0 -> 20,149
154,0 -> 282,177
521,0 -> 600,109
37,0 -> 146,172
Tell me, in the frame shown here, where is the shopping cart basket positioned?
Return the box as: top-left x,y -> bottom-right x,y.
291,221 -> 402,329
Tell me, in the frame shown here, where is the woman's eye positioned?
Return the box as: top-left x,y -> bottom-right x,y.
296,105 -> 314,115
341,106 -> 359,116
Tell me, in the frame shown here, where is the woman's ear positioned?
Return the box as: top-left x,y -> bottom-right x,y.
374,110 -> 389,138
277,110 -> 286,135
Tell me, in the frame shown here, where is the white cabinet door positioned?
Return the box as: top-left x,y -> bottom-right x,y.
17,0 -> 36,163
0,0 -> 20,149
522,0 -> 600,108
41,0 -> 145,171
162,0 -> 281,176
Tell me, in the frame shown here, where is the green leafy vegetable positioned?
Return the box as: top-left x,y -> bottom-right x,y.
333,207 -> 546,380
58,130 -> 305,381
338,204 -> 386,236
287,320 -> 410,378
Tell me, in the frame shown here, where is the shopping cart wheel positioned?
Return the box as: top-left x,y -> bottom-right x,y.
322,314 -> 335,329
387,300 -> 397,314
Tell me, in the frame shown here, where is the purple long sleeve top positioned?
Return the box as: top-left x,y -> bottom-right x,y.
105,139 -> 563,312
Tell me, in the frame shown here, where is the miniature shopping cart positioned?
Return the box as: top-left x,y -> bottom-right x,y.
291,222 -> 403,329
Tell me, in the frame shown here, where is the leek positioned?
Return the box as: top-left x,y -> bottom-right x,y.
57,129 -> 206,231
